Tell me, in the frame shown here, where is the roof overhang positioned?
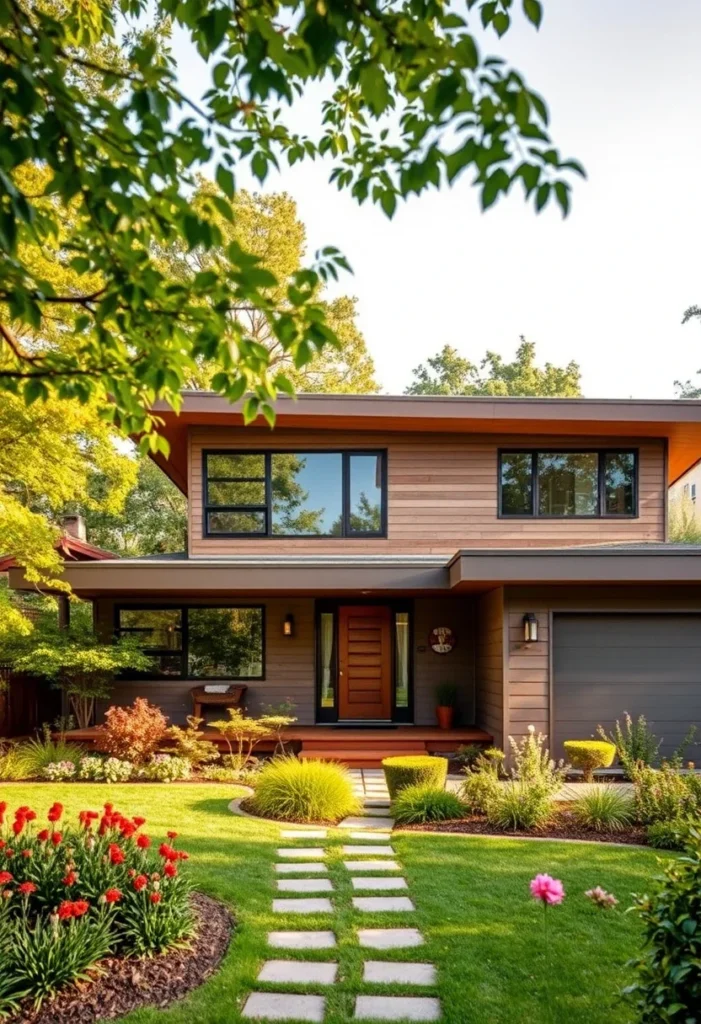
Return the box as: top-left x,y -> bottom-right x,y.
145,393 -> 701,495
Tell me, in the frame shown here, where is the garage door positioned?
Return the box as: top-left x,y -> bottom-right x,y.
553,614 -> 701,762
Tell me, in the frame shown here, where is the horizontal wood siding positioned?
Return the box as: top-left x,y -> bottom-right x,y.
413,597 -> 475,726
475,588 -> 505,748
188,428 -> 665,555
94,597 -> 316,726
503,585 -> 701,756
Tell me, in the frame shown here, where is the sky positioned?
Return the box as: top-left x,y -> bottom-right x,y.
170,0 -> 701,399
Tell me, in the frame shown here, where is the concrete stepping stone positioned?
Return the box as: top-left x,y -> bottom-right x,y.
340,817 -> 394,830
357,928 -> 424,949
352,897 -> 415,913
257,960 -> 338,985
362,806 -> 394,817
277,879 -> 334,893
280,830 -> 327,839
273,898 -> 333,914
344,861 -> 401,872
350,832 -> 392,841
275,863 -> 328,874
343,845 -> 395,856
243,993 -> 325,1021
351,877 -> 408,891
354,996 -> 441,1021
364,799 -> 391,808
363,962 -> 436,985
277,848 -> 326,859
268,930 -> 337,950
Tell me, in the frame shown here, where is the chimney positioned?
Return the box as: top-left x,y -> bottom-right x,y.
62,514 -> 87,542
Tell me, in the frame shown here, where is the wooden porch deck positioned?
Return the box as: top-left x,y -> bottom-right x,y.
62,725 -> 493,768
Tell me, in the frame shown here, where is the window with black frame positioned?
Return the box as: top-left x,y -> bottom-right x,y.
204,450 -> 386,537
498,450 -> 637,518
117,606 -> 264,679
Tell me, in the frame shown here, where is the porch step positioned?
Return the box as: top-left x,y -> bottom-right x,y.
301,739 -> 426,753
299,748 -> 423,768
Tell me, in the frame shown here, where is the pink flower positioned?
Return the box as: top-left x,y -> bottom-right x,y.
530,874 -> 565,906
585,886 -> 618,909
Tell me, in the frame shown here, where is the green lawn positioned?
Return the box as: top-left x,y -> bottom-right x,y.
1,783 -> 662,1023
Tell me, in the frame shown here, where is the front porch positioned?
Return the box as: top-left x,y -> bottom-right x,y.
61,724 -> 493,768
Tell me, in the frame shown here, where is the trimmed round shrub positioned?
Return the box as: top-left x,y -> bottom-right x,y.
382,755 -> 447,799
571,785 -> 634,832
392,785 -> 464,825
250,756 -> 361,823
563,740 -> 616,782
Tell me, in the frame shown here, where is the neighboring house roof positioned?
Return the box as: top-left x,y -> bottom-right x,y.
143,392 -> 701,495
0,534 -> 116,573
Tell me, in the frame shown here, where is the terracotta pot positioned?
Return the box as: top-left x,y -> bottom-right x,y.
436,705 -> 454,730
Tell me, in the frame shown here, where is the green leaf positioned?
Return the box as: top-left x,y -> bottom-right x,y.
251,151 -> 268,183
535,182 -> 551,211
554,180 -> 570,217
523,0 -> 543,28
359,64 -> 391,117
380,190 -> 397,218
23,378 -> 48,405
215,165 -> 235,199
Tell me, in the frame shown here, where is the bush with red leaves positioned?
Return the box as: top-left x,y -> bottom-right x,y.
97,698 -> 168,764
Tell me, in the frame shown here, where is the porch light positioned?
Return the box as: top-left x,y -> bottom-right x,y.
523,613 -> 538,643
283,614 -> 295,637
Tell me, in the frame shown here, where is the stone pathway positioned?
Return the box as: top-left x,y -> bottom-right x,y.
241,774 -> 441,1022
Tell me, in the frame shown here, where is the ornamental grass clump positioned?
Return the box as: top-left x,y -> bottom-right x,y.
0,799 -> 194,1015
251,756 -> 360,823
563,740 -> 616,782
382,755 -> 448,799
392,785 -> 464,825
571,786 -> 634,832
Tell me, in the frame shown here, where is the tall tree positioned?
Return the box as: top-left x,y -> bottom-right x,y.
166,188 -> 378,394
406,338 -> 581,397
0,0 -> 584,440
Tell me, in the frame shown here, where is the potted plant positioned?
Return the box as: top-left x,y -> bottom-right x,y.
435,682 -> 458,730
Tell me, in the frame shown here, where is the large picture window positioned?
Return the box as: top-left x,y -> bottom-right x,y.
117,606 -> 264,679
498,450 -> 638,518
204,450 -> 386,537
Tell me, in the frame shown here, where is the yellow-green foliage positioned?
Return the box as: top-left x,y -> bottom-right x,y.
392,785 -> 464,825
564,740 -> 616,782
572,786 -> 634,832
251,756 -> 361,823
382,755 -> 447,799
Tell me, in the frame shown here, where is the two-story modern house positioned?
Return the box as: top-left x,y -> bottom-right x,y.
11,393 -> 701,764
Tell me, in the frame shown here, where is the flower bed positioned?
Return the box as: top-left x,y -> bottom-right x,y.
396,809 -> 650,846
0,800 -> 208,1018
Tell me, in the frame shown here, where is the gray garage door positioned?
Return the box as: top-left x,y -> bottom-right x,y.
553,614 -> 701,762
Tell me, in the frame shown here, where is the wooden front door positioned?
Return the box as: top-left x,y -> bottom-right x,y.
338,605 -> 392,720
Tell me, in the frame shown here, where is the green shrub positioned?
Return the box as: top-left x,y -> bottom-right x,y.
509,727 -> 567,796
563,740 -> 616,782
646,819 -> 693,851
487,781 -> 554,831
138,754 -> 191,782
597,712 -> 661,778
11,736 -> 84,780
250,756 -> 360,823
624,828 -> 701,1020
165,716 -> 219,768
382,755 -> 447,799
632,763 -> 701,825
0,739 -> 27,781
392,785 -> 464,824
571,786 -> 634,832
453,743 -> 483,768
460,769 -> 502,815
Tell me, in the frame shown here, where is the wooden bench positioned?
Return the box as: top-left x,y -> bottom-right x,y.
190,685 -> 248,720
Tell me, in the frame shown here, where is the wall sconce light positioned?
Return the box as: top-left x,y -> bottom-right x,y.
283,614 -> 295,637
523,613 -> 538,643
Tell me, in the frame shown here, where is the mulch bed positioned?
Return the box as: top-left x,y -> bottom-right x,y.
397,809 -> 649,846
13,892 -> 234,1024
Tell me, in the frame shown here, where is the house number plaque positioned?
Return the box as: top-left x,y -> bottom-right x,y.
428,626 -> 455,654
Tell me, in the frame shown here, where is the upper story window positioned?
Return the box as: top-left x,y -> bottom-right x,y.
499,450 -> 637,518
117,606 -> 264,679
203,450 -> 386,537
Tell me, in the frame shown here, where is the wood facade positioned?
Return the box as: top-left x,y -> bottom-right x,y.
188,428 -> 666,556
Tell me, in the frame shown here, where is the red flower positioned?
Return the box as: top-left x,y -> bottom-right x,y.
12,819 -> 25,836
72,900 -> 89,917
104,888 -> 122,903
164,862 -> 177,878
136,834 -> 151,850
104,803 -> 114,815
109,844 -> 125,865
158,843 -> 178,861
51,832 -> 62,846
0,872 -> 13,885
18,882 -> 36,896
133,816 -> 146,828
79,810 -> 99,829
133,874 -> 148,891
21,849 -> 32,859
177,851 -> 189,861
57,900 -> 74,920
4,850 -> 13,858
120,821 -> 136,839
127,868 -> 136,878
167,831 -> 178,840
0,801 -> 6,825
37,829 -> 50,842
150,892 -> 162,904
63,871 -> 77,887
24,810 -> 36,822
47,802 -> 63,823
0,840 -> 4,849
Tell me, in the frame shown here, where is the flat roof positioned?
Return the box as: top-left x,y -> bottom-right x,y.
147,393 -> 701,493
